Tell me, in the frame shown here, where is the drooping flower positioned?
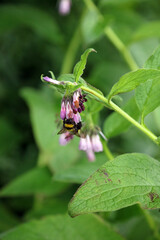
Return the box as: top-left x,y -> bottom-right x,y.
59,89 -> 87,123
59,0 -> 71,15
79,132 -> 103,161
59,132 -> 74,145
60,98 -> 66,120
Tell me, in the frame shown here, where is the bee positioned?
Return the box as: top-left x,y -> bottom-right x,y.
57,118 -> 82,137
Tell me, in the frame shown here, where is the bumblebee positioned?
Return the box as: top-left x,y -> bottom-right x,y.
57,118 -> 82,137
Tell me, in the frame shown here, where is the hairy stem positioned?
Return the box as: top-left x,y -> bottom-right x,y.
81,86 -> 159,145
83,0 -> 138,71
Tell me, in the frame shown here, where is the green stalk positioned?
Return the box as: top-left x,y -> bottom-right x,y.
140,207 -> 160,240
104,27 -> 138,71
81,86 -> 159,145
60,7 -> 88,75
102,140 -> 114,161
61,27 -> 81,74
109,100 -> 158,144
83,0 -> 138,71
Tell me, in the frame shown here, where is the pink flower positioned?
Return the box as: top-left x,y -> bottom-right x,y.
59,132 -> 74,145
73,112 -> 81,124
86,149 -> 95,162
73,91 -> 80,109
91,135 -> 103,152
66,100 -> 74,119
43,76 -> 60,85
79,137 -> 87,151
59,0 -> 71,15
60,99 -> 66,120
79,133 -> 103,161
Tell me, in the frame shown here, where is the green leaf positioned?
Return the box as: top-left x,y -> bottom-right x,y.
68,153 -> 160,217
25,199 -> 68,220
86,99 -> 103,114
21,87 -> 79,172
135,79 -> 160,120
104,98 -> 140,138
81,10 -> 108,45
0,203 -> 19,233
132,21 -> 160,42
54,155 -> 107,184
0,167 -> 68,197
73,48 -> 96,83
101,0 -> 148,5
144,45 -> 160,70
0,5 -> 63,44
20,88 -> 56,152
108,69 -> 160,99
0,214 -> 124,240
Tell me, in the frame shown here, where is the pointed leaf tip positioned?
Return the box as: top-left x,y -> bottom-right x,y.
73,48 -> 96,83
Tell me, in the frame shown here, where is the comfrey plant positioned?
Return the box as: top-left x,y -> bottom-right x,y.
42,49 -> 104,161
41,47 -> 160,221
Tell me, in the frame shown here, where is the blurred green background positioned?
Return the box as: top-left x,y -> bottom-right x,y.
1,0 -> 160,239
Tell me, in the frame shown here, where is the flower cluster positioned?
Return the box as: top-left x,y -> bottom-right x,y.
42,75 -> 104,161
60,89 -> 87,124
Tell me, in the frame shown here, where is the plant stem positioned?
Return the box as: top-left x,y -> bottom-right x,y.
104,27 -> 138,71
61,27 -> 81,74
109,100 -> 158,144
140,207 -> 160,240
102,140 -> 114,160
81,86 -> 159,145
83,0 -> 138,71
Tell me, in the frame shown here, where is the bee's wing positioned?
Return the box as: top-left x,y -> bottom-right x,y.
57,128 -> 67,135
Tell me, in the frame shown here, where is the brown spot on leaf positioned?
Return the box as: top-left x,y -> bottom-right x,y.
101,169 -> 109,177
148,192 -> 159,202
107,178 -> 112,182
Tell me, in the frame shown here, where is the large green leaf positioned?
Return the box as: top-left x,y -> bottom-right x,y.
0,5 -> 63,44
73,48 -> 96,83
108,69 -> 160,99
21,88 -> 79,171
69,153 -> 160,217
104,98 -> 140,138
144,45 -> 160,70
0,214 -> 124,240
135,79 -> 160,120
0,167 -> 67,197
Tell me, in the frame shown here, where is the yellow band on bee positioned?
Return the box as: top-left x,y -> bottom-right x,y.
64,123 -> 74,128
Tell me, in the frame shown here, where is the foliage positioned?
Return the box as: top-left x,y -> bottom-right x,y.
1,0 -> 160,240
